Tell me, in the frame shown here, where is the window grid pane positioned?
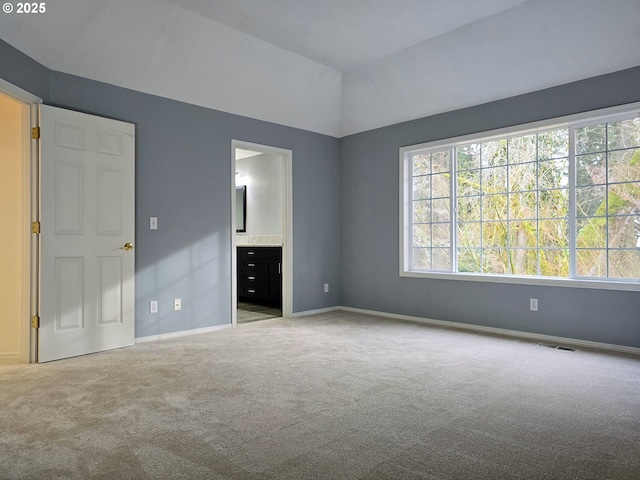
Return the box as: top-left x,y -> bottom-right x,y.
405,112 -> 640,281
455,129 -> 570,277
410,150 -> 451,271
575,120 -> 640,279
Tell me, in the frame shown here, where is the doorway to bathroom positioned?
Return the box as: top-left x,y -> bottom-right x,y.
231,141 -> 292,325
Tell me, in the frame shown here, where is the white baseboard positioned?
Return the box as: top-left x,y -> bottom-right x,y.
0,353 -> 21,365
136,323 -> 232,344
291,306 -> 341,318
339,306 -> 640,356
134,306 -> 639,356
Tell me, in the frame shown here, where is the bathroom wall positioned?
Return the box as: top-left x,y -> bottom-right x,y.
236,153 -> 283,238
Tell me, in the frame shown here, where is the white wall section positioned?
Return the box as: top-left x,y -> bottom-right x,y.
1,0 -> 640,137
236,153 -> 283,236
341,0 -> 640,136
0,0 -> 342,136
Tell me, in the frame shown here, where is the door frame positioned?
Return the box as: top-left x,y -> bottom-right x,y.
230,140 -> 293,325
0,78 -> 42,363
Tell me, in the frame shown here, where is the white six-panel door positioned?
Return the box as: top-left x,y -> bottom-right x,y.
38,105 -> 135,362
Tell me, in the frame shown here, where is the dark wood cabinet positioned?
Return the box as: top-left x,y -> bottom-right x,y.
237,247 -> 282,307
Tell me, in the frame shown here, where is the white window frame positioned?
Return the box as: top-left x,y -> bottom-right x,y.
400,102 -> 640,291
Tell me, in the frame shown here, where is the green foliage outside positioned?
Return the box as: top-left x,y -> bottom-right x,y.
413,117 -> 640,278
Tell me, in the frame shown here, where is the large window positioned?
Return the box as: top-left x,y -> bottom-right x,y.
400,104 -> 640,288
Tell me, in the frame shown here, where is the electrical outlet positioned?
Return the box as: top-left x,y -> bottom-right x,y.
149,300 -> 158,314
174,298 -> 182,311
530,298 -> 538,311
324,283 -> 329,293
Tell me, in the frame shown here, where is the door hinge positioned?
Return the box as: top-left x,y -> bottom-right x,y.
31,316 -> 40,329
31,126 -> 40,140
32,221 -> 40,234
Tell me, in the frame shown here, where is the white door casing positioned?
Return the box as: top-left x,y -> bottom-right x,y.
231,140 -> 293,325
39,105 -> 135,362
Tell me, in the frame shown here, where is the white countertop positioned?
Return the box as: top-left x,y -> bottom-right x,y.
236,234 -> 283,246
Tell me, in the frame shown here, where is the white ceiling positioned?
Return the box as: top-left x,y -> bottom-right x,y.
163,0 -> 529,71
235,148 -> 262,160
1,0 -> 640,137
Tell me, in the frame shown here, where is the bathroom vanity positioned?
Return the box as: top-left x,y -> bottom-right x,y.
237,246 -> 282,307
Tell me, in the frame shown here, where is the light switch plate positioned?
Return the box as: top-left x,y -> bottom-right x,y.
150,217 -> 158,230
174,298 -> 181,311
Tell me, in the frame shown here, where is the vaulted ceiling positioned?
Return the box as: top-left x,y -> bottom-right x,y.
1,0 -> 640,137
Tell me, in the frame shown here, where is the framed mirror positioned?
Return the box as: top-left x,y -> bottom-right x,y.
236,185 -> 246,232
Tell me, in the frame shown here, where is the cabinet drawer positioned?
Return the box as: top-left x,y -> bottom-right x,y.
240,258 -> 266,273
240,272 -> 265,283
238,247 -> 265,259
240,285 -> 267,298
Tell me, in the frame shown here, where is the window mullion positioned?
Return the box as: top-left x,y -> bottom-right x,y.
479,148 -> 484,273
568,127 -> 577,279
451,146 -> 457,273
508,143 -> 514,275
429,167 -> 434,270
535,135 -> 540,276
605,123 -> 610,278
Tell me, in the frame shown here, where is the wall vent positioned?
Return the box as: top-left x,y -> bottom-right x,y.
538,343 -> 576,352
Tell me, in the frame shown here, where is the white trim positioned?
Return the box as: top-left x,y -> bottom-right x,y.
399,101 -> 640,291
0,354 -> 22,365
0,78 -> 42,105
291,306 -> 341,317
230,140 -> 293,325
135,324 -> 232,343
399,270 -> 640,291
19,101 -> 31,363
283,148 -> 293,318
230,146 -> 238,327
339,306 -> 640,356
116,306 -> 640,356
28,103 -> 39,363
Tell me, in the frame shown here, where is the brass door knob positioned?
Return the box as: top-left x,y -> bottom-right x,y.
119,242 -> 134,251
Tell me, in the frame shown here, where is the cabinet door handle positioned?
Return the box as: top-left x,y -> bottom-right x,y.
278,263 -> 281,274
248,251 -> 255,255
248,289 -> 255,293
248,263 -> 255,267
248,276 -> 255,280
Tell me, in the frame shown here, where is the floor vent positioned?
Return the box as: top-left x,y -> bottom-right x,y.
538,343 -> 576,352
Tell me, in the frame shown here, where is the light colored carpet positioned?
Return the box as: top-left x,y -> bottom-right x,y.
1,311 -> 639,479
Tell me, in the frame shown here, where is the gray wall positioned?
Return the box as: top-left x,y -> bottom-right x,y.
3,36 -> 640,349
340,66 -> 640,348
47,72 -> 341,336
0,39 -> 49,101
0,39 -> 341,339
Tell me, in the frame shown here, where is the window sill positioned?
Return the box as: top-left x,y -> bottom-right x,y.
399,270 -> 640,291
